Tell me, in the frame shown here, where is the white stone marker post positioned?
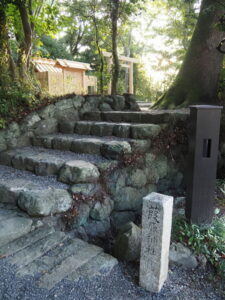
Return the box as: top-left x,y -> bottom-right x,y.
139,192 -> 173,293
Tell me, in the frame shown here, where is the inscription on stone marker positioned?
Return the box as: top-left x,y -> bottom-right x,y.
139,192 -> 173,293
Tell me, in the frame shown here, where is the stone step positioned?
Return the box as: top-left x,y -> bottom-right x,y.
0,165 -> 72,216
67,252 -> 118,282
0,214 -> 33,247
38,243 -> 104,289
82,110 -> 189,124
0,147 -> 108,176
0,209 -> 27,222
59,120 -> 162,139
0,165 -> 68,205
16,238 -> 87,276
0,204 -> 118,289
137,101 -> 151,107
0,225 -> 55,257
0,203 -> 19,210
32,134 -> 150,157
9,231 -> 66,268
137,102 -> 151,111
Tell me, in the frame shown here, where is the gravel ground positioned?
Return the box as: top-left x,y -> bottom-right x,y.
0,258 -> 224,300
0,165 -> 68,190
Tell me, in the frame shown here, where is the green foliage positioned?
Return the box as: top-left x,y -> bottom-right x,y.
137,0 -> 198,97
134,64 -> 161,101
172,216 -> 225,278
0,79 -> 41,128
0,0 -> 67,127
218,65 -> 225,103
39,35 -> 73,60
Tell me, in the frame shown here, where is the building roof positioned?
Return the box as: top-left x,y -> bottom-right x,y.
32,58 -> 62,73
32,57 -> 92,73
56,59 -> 92,70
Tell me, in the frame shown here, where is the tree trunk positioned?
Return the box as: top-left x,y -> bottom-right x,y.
17,0 -> 33,78
155,0 -> 225,108
93,17 -> 104,95
7,40 -> 17,80
0,4 -> 9,82
110,0 -> 120,95
124,30 -> 132,93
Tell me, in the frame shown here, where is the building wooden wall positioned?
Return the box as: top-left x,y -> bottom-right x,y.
36,72 -> 49,91
36,69 -> 97,96
85,76 -> 97,94
63,69 -> 84,94
48,72 -> 64,96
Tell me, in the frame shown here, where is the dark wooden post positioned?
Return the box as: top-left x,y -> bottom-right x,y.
186,105 -> 223,225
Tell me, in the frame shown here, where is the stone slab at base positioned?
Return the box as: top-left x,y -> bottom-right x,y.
139,192 -> 173,293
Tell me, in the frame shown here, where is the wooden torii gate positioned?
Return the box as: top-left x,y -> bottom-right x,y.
103,51 -> 139,94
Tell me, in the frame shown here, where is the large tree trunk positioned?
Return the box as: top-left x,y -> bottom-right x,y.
110,0 -> 120,95
155,0 -> 225,108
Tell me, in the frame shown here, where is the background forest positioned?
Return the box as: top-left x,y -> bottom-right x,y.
0,0 -> 224,127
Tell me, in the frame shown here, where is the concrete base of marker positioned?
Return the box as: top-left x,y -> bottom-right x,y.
139,192 -> 173,293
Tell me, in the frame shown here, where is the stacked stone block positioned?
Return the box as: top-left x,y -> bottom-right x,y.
0,95 -> 188,233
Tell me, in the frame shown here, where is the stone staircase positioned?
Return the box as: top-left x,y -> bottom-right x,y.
137,101 -> 151,110
0,204 -> 117,290
0,107 -> 188,289
0,110 -> 187,216
0,109 -> 188,220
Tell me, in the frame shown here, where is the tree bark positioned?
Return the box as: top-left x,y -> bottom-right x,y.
0,4 -> 9,81
155,0 -> 225,108
7,40 -> 17,80
71,25 -> 85,57
17,0 -> 33,77
124,30 -> 132,93
93,17 -> 104,95
110,0 -> 120,95
0,3 -> 16,82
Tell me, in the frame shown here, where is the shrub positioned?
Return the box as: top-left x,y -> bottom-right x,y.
172,216 -> 225,278
0,79 -> 42,129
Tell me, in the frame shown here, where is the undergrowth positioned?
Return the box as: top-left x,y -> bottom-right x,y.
0,78 -> 42,129
152,119 -> 188,159
172,216 -> 225,279
0,78 -> 79,129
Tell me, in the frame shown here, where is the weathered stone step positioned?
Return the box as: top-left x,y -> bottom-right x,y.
60,120 -> 162,139
16,238 -> 87,276
0,213 -> 33,246
0,165 -> 72,217
0,209 -> 27,222
0,165 -> 68,205
0,206 -> 118,289
0,147 -> 107,176
32,134 -> 150,157
0,225 -> 54,257
38,243 -> 104,289
137,101 -> 151,108
82,110 -> 189,124
67,252 -> 118,282
9,231 -> 66,267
